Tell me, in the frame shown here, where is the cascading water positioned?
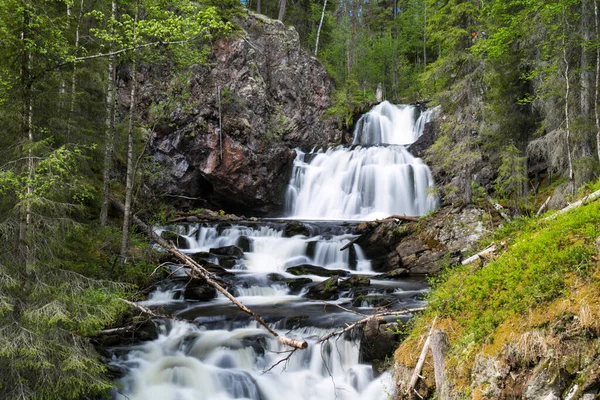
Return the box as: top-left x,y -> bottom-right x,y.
286,101 -> 438,220
107,102 -> 435,400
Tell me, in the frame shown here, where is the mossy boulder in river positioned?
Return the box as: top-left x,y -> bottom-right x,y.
286,264 -> 350,277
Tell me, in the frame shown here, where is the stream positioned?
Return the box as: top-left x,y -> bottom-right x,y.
107,102 -> 437,400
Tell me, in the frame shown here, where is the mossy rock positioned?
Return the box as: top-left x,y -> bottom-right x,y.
160,231 -> 189,249
305,276 -> 340,300
284,221 -> 310,237
339,275 -> 370,289
285,277 -> 313,292
286,264 -> 350,277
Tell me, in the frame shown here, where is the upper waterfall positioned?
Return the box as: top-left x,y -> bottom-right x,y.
352,101 -> 435,145
285,102 -> 438,221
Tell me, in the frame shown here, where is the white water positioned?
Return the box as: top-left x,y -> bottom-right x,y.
286,102 -> 438,221
163,223 -> 372,274
113,321 -> 394,400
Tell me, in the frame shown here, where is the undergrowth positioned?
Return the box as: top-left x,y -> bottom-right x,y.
396,188 -> 600,389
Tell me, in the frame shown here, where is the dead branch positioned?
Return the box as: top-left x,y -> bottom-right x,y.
316,307 -> 426,343
262,348 -> 299,373
111,197 -> 308,350
340,236 -> 360,251
120,298 -> 159,318
544,189 -> 600,221
461,243 -> 499,266
407,316 -> 437,397
536,196 -> 552,216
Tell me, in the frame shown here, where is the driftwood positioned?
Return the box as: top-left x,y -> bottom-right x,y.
407,316 -> 437,397
461,243 -> 499,266
384,214 -> 419,223
120,298 -> 159,318
316,307 -> 426,344
536,196 -> 552,216
430,329 -> 450,400
111,198 -> 308,350
544,189 -> 600,221
340,236 -> 360,251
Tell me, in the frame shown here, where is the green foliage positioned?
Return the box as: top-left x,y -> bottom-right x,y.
493,143 -> 528,206
422,194 -> 600,355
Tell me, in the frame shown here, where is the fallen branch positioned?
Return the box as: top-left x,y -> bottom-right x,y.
544,189 -> 600,221
316,307 -> 426,344
120,298 -> 159,318
262,348 -> 299,373
111,198 -> 308,350
407,316 -> 438,397
340,236 -> 360,251
536,196 -> 552,216
461,243 -> 498,266
382,214 -> 419,223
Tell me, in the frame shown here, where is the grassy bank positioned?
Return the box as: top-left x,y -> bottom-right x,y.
396,187 -> 600,397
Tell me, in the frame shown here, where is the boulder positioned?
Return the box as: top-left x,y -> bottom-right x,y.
160,231 -> 189,249
184,282 -> 217,301
305,276 -> 340,300
286,264 -> 350,277
360,318 -> 401,376
284,221 -> 310,237
209,245 -> 244,257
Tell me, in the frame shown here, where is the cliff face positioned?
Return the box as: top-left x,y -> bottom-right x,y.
148,12 -> 339,215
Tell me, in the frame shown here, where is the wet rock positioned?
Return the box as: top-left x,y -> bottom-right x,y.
352,295 -> 392,308
285,277 -> 312,293
93,319 -> 158,348
305,276 -> 339,300
189,251 -> 212,264
160,231 -> 189,249
339,275 -> 370,289
374,268 -> 410,280
217,256 -> 237,269
237,236 -> 252,252
284,221 -> 310,237
184,282 -> 217,301
286,264 -> 350,277
360,318 -> 401,376
209,245 -> 244,257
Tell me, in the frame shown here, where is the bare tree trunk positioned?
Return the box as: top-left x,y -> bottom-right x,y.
256,0 -> 261,14
100,0 -> 117,226
19,8 -> 33,269
314,0 -> 327,56
595,0 -> 600,165
563,10 -> 575,182
278,0 -> 286,21
430,330 -> 450,400
581,0 -> 592,120
120,4 -> 138,261
423,0 -> 427,72
67,0 -> 85,136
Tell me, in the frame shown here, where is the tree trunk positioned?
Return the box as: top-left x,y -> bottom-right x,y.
120,4 -> 138,261
278,0 -> 286,21
314,0 -> 327,56
67,0 -> 85,136
563,11 -> 575,182
431,330 -> 450,400
594,0 -> 600,165
256,0 -> 261,14
100,0 -> 117,226
423,0 -> 427,72
581,0 -> 592,120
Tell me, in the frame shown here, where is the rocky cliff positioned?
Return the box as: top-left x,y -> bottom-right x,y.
146,12 -> 339,215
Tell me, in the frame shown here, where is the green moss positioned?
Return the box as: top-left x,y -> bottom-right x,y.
402,189 -> 600,380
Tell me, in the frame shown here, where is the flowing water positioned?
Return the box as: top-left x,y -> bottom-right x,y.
286,101 -> 438,220
108,103 -> 436,400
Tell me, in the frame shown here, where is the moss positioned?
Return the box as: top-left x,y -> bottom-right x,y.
397,190 -> 600,393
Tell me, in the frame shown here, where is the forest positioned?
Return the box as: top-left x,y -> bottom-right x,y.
1,0 -> 600,398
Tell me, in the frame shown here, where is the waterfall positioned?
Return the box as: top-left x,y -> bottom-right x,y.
286,102 -> 438,220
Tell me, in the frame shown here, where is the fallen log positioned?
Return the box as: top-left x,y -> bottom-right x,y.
461,243 -> 498,266
407,316 -> 437,398
340,236 -> 360,251
316,307 -> 426,343
544,189 -> 600,221
382,214 -> 419,223
536,196 -> 552,216
430,329 -> 450,400
110,198 -> 308,350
